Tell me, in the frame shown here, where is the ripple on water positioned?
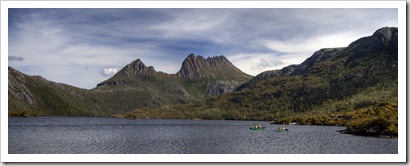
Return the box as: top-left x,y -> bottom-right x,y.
8,117 -> 398,154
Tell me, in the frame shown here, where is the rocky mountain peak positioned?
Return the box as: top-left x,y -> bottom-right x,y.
347,27 -> 397,53
206,55 -> 229,63
122,58 -> 156,77
8,67 -> 36,105
177,53 -> 209,80
176,53 -> 250,81
96,58 -> 157,87
373,27 -> 397,45
342,27 -> 398,64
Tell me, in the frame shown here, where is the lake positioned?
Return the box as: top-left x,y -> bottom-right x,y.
8,117 -> 397,154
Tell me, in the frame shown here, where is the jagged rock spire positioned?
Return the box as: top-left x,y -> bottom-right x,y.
122,59 -> 156,77
176,53 -> 248,80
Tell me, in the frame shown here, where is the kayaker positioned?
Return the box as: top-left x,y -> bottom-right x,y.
253,123 -> 260,129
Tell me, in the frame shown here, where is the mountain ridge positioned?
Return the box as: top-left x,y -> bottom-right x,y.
98,53 -> 251,87
176,53 -> 251,81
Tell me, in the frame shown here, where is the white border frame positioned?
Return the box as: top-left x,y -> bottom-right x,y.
1,1 -> 406,163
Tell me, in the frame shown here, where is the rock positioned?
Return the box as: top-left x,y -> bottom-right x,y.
206,80 -> 240,96
124,59 -> 156,77
176,53 -> 251,81
97,59 -> 156,87
373,27 -> 397,45
8,67 -> 35,105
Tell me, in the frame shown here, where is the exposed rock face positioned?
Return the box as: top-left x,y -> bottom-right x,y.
176,54 -> 209,80
123,59 -> 156,77
206,80 -> 240,96
354,27 -> 398,48
97,53 -> 252,97
8,67 -> 35,105
345,27 -> 398,63
97,59 -> 156,87
175,53 -> 252,96
374,27 -> 396,45
176,53 -> 250,81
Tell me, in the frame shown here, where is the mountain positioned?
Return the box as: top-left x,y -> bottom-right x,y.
97,54 -> 251,96
127,27 -> 398,136
93,54 -> 251,113
177,54 -> 251,81
8,54 -> 252,116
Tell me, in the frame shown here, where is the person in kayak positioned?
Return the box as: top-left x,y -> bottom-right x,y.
253,123 -> 262,129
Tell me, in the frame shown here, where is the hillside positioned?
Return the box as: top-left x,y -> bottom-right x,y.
8,67 -> 101,116
127,27 -> 398,136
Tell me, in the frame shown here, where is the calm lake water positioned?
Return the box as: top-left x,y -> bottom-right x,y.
8,117 -> 397,154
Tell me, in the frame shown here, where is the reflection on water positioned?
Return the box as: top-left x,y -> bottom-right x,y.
9,117 -> 398,154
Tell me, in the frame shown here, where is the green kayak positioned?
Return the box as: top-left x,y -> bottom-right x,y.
274,129 -> 289,132
250,127 -> 265,130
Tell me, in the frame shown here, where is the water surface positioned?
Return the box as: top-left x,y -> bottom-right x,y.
8,117 -> 397,154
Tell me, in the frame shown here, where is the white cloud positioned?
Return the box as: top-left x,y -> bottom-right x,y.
228,53 -> 290,76
252,58 -> 285,71
100,67 -> 119,77
262,31 -> 364,54
148,9 -> 233,43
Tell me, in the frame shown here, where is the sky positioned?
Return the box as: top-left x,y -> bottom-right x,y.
8,8 -> 398,89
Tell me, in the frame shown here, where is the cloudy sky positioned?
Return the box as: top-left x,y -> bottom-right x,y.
8,8 -> 397,89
